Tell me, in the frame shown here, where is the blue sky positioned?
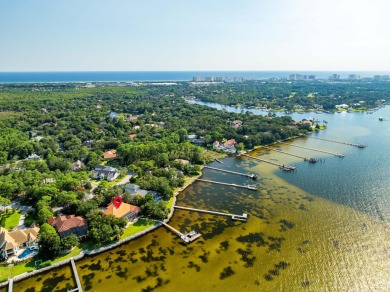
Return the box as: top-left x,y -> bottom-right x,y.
0,0 -> 389,71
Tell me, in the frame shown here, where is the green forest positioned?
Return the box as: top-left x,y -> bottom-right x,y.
0,82 -> 314,256
185,80 -> 390,111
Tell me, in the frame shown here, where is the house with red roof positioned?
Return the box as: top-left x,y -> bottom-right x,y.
103,149 -> 118,160
48,215 -> 88,239
104,202 -> 141,222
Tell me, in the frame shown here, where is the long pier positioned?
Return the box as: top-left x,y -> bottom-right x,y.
242,154 -> 296,171
195,179 -> 258,190
174,205 -> 248,221
263,146 -> 316,163
161,222 -> 201,243
70,258 -> 83,292
203,166 -> 257,179
279,142 -> 344,157
308,137 -> 366,148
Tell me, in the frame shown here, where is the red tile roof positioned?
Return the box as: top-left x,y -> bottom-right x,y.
104,202 -> 141,218
103,149 -> 118,159
48,215 -> 87,233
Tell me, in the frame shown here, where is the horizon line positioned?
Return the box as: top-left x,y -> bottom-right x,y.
1,70 -> 390,73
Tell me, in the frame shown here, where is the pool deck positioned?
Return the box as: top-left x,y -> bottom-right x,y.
6,247 -> 38,264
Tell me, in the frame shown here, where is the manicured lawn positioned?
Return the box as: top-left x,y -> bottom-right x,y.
79,239 -> 116,252
0,258 -> 36,282
52,247 -> 82,264
166,197 -> 175,210
0,210 -> 21,230
120,219 -> 156,240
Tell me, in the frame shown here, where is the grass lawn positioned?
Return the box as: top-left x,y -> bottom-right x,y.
0,210 -> 21,230
120,219 -> 156,240
0,246 -> 83,282
166,197 -> 175,210
0,258 -> 36,282
52,247 -> 82,264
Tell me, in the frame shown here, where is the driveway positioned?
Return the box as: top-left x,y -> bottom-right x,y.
116,173 -> 133,186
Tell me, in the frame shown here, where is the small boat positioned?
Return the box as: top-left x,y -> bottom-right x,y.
215,158 -> 223,163
379,117 -> 383,121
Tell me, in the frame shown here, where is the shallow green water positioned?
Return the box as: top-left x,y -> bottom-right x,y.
13,264 -> 75,292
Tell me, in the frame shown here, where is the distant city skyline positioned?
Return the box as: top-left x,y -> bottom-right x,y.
1,0 -> 389,71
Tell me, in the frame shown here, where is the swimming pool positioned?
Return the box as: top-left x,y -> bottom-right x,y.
17,248 -> 38,259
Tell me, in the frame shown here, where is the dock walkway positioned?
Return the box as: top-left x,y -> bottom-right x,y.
308,137 -> 366,148
174,205 -> 248,221
280,142 -> 344,157
242,154 -> 296,171
195,179 -> 257,190
204,166 -> 257,179
161,222 -> 201,243
8,278 -> 12,292
70,258 -> 83,292
263,146 -> 316,163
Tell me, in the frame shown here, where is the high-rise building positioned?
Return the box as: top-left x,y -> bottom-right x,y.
329,74 -> 341,80
308,75 -> 316,80
192,76 -> 204,82
348,74 -> 360,80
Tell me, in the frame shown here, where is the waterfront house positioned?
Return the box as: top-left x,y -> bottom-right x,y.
212,141 -> 220,149
0,225 -> 40,259
335,104 -> 349,109
48,215 -> 88,239
222,139 -> 237,150
73,160 -> 83,171
103,149 -> 118,160
94,165 -> 120,181
188,135 -> 206,145
231,120 -> 242,128
104,202 -> 141,221
124,184 -> 149,197
175,159 -> 190,165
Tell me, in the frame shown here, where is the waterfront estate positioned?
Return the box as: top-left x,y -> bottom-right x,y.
0,226 -> 39,259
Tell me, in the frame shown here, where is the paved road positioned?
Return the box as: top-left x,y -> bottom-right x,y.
116,174 -> 132,186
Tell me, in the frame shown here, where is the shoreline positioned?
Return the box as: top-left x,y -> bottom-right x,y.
0,167 -> 205,287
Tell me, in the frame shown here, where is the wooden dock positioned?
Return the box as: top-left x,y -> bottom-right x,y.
308,137 -> 366,148
279,142 -> 345,157
174,205 -> 248,221
263,146 -> 316,163
162,222 -> 201,243
70,258 -> 83,292
8,278 -> 12,292
204,166 -> 257,179
195,179 -> 258,190
242,154 -> 296,171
